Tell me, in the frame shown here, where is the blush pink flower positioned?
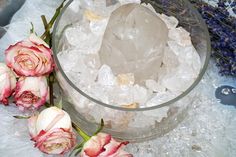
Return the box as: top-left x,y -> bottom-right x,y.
0,63 -> 16,105
14,76 -> 48,110
81,133 -> 133,157
28,107 -> 76,155
5,33 -> 53,76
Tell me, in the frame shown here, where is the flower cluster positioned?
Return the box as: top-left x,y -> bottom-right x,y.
28,107 -> 132,156
0,33 -> 53,110
190,0 -> 236,77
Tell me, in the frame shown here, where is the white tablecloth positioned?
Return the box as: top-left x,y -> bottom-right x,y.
0,0 -> 236,157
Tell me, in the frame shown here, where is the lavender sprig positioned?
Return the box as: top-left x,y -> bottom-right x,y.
190,0 -> 236,77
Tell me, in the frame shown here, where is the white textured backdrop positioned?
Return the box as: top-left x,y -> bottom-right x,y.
0,0 -> 236,157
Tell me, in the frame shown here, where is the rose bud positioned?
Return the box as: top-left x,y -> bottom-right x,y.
81,133 -> 133,157
5,33 -> 53,76
0,63 -> 16,105
14,76 -> 48,110
28,107 -> 76,155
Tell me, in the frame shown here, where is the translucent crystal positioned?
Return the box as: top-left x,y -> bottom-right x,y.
108,86 -> 134,105
116,73 -> 135,86
97,64 -> 117,86
132,85 -> 148,104
168,27 -> 192,46
158,13 -> 179,29
99,3 -> 168,83
145,79 -> 159,92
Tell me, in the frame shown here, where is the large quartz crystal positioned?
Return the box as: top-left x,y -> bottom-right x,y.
99,3 -> 168,83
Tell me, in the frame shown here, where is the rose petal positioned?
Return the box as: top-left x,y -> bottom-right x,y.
29,33 -> 49,48
81,133 -> 132,157
33,128 -> 76,155
83,133 -> 112,157
28,115 -> 39,138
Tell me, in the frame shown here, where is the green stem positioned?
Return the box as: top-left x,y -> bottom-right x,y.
72,122 -> 91,141
40,15 -> 51,45
40,0 -> 66,41
93,119 -> 104,135
49,72 -> 54,106
74,147 -> 83,156
69,142 -> 85,157
41,15 -> 48,29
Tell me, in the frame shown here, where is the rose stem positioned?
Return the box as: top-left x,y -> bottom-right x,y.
40,0 -> 66,44
69,141 -> 85,157
49,73 -> 54,106
40,0 -> 66,106
40,15 -> 51,45
93,119 -> 104,135
72,122 -> 91,141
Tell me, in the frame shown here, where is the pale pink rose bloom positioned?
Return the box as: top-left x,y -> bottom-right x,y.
28,107 -> 76,155
5,33 -> 53,76
14,76 -> 48,110
0,63 -> 16,105
81,133 -> 133,157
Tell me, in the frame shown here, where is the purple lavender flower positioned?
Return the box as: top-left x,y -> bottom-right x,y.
190,0 -> 236,77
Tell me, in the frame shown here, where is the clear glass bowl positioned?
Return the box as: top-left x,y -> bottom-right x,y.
52,0 -> 211,141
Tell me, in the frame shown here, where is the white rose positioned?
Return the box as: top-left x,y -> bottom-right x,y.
28,107 -> 76,155
0,63 -> 16,105
14,76 -> 48,110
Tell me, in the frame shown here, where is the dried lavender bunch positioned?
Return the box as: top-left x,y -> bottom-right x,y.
190,0 -> 236,77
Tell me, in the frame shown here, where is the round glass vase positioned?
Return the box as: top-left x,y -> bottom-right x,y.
52,0 -> 211,142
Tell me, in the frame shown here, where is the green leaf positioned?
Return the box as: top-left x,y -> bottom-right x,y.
13,115 -> 31,119
30,22 -> 34,33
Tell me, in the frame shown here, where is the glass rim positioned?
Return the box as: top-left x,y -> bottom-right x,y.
52,0 -> 211,112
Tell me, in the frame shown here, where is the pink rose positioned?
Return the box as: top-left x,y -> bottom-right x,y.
5,33 -> 53,76
28,107 -> 76,155
0,63 -> 16,105
14,76 -> 48,110
81,133 -> 132,157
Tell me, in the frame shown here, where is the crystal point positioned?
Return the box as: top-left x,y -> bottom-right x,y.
99,3 -> 168,83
